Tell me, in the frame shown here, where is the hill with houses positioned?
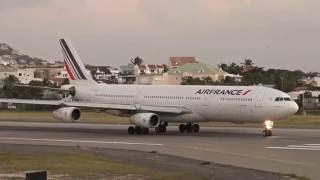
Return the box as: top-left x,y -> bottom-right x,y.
0,43 -> 48,66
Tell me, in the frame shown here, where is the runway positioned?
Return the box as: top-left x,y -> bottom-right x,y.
0,122 -> 319,179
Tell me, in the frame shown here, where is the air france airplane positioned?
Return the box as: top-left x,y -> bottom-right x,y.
0,39 -> 299,136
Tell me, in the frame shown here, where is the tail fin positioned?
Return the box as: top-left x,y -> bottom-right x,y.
59,38 -> 95,84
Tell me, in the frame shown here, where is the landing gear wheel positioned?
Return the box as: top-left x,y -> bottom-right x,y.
128,126 -> 135,135
162,126 -> 167,133
142,128 -> 149,135
179,124 -> 186,133
263,129 -> 272,137
192,124 -> 200,133
156,125 -> 166,134
186,123 -> 193,133
135,126 -> 142,135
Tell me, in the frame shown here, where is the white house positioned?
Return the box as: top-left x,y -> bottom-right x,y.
138,64 -> 164,75
17,68 -> 42,84
223,73 -> 243,82
0,66 -> 18,80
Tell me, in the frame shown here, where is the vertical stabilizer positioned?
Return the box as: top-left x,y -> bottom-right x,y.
59,38 -> 95,84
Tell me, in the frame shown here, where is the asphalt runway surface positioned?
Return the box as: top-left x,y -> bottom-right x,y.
0,122 -> 319,179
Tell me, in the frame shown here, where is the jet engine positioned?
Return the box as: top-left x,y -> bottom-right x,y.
129,113 -> 160,128
52,107 -> 81,122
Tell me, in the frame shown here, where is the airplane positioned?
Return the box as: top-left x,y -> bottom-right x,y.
0,39 -> 299,136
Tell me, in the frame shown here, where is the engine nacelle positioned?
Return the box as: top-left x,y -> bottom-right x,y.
129,113 -> 160,128
52,107 -> 81,122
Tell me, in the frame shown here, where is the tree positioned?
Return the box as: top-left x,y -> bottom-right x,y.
2,75 -> 20,98
131,56 -> 143,66
306,72 -> 318,78
223,76 -> 237,85
241,59 -> 254,67
181,76 -> 216,85
228,62 -> 240,74
162,64 -> 169,73
202,76 -> 214,85
218,63 -> 228,72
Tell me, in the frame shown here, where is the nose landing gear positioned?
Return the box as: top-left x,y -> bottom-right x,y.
263,120 -> 273,136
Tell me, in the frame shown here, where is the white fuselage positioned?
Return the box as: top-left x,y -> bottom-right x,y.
73,83 -> 298,123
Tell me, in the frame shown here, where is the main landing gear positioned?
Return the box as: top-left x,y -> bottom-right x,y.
263,120 -> 273,137
179,123 -> 200,133
128,126 -> 150,135
155,124 -> 167,134
128,122 -> 168,135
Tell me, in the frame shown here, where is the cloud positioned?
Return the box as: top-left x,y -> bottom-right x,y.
139,0 -> 232,32
0,0 -> 148,34
0,0 -> 319,71
0,0 -> 236,34
0,0 -> 49,11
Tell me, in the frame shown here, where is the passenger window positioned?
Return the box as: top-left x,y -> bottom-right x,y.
275,97 -> 280,101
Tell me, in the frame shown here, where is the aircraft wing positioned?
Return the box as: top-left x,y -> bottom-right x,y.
14,85 -> 65,91
0,99 -> 192,114
0,99 -> 62,106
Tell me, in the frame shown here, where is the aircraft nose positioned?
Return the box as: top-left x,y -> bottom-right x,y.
289,102 -> 299,115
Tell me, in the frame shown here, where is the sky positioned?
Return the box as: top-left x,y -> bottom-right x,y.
0,0 -> 319,72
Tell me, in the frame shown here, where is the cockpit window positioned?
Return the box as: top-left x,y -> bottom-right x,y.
284,97 -> 291,101
275,97 -> 291,101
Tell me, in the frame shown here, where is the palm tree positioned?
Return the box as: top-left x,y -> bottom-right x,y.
131,56 -> 143,66
241,59 -> 254,67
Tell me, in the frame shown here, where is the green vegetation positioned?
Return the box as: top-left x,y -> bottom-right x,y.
181,59 -> 319,93
0,149 -> 202,180
276,115 -> 320,128
130,56 -> 144,66
202,114 -> 320,129
219,59 -> 308,92
0,75 -> 58,100
286,173 -> 311,180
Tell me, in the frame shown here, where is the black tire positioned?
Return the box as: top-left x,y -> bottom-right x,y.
155,127 -> 161,134
156,125 -> 166,134
179,124 -> 186,133
263,129 -> 272,137
142,128 -> 149,134
135,126 -> 142,135
192,124 -> 200,133
128,126 -> 135,135
162,126 -> 167,133
186,123 -> 192,133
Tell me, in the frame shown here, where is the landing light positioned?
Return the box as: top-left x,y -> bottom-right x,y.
264,120 -> 273,130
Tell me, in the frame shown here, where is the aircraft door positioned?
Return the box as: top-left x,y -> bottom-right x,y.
201,95 -> 215,120
134,86 -> 142,110
253,90 -> 265,121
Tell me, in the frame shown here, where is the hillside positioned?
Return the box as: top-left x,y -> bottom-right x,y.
0,43 -> 48,66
